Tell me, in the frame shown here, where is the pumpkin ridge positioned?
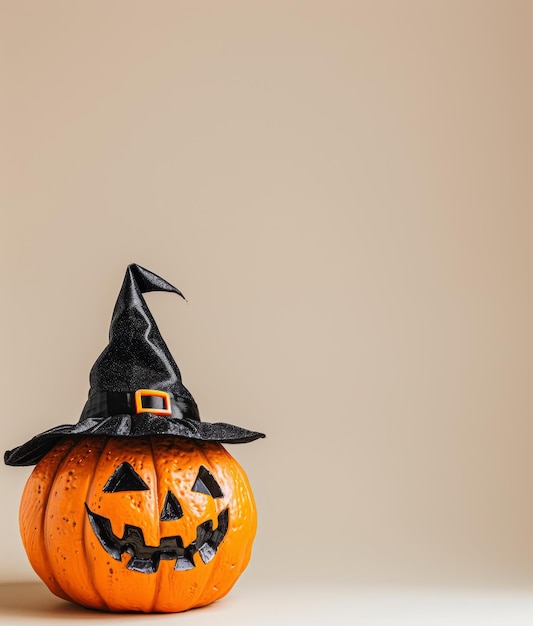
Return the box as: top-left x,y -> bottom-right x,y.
193,442 -> 243,607
41,440 -> 78,603
191,443 -> 218,608
204,445 -> 256,604
88,437 -> 160,611
81,437 -> 111,611
42,438 -> 103,608
148,436 -> 160,613
26,438 -> 77,603
193,443 -> 219,607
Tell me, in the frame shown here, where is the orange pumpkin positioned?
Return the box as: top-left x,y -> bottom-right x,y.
20,435 -> 257,613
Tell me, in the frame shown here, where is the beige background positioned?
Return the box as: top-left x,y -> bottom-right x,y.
1,0 -> 532,591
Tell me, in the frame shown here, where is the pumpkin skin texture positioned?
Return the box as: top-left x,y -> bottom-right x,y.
19,436 -> 257,613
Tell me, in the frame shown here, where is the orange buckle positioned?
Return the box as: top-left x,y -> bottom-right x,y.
134,389 -> 172,416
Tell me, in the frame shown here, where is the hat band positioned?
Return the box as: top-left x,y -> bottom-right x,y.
80,391 -> 200,422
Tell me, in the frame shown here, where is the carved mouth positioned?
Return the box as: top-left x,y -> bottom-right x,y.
85,503 -> 229,574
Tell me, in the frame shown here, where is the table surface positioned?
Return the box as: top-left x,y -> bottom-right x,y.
2,580 -> 533,625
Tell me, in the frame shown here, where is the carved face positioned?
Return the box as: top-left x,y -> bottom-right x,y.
85,461 -> 228,573
19,436 -> 257,613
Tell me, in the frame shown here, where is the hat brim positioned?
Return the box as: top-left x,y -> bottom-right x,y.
4,414 -> 265,466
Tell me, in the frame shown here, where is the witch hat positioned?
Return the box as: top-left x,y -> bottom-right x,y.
5,264 -> 265,466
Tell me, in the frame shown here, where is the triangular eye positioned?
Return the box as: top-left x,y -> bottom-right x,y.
160,491 -> 183,521
191,465 -> 224,499
102,462 -> 150,493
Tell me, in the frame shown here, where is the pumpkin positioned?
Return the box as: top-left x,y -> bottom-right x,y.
7,264 -> 265,613
19,435 -> 256,613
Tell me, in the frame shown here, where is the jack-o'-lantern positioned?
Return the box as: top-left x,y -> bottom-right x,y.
5,264 -> 264,613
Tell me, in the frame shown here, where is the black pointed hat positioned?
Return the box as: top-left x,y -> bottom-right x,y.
5,264 -> 265,466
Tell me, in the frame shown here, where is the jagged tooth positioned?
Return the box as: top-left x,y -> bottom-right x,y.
217,508 -> 230,532
195,520 -> 213,549
210,508 -> 230,548
175,549 -> 195,571
127,556 -> 160,574
198,543 -> 216,564
121,524 -> 145,543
